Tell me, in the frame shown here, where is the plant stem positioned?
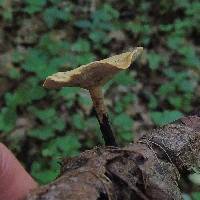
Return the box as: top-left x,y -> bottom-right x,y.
89,87 -> 117,146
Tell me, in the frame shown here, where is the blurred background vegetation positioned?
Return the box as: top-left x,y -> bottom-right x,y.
0,0 -> 199,198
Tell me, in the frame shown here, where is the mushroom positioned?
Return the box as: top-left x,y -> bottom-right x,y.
43,47 -> 143,146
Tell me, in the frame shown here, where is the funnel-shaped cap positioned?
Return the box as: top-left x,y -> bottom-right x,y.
43,47 -> 143,89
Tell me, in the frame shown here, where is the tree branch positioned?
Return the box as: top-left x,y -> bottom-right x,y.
26,112 -> 200,200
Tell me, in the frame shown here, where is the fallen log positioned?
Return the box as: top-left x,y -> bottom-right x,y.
26,111 -> 200,200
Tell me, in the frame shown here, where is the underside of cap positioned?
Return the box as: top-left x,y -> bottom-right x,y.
43,47 -> 143,89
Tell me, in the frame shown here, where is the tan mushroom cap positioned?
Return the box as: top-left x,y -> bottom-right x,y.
43,47 -> 143,89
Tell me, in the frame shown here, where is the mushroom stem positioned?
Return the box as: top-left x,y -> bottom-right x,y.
89,87 -> 117,146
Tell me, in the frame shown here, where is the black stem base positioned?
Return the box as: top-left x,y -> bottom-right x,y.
95,112 -> 118,146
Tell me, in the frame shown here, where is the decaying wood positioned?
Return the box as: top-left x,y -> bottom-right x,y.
26,112 -> 200,200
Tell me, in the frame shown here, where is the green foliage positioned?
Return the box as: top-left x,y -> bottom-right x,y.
113,71 -> 137,86
113,113 -> 134,141
75,3 -> 119,54
191,192 -> 200,200
150,110 -> 183,126
43,6 -> 72,28
24,0 -> 47,14
72,113 -> 85,130
0,107 -> 17,132
31,134 -> 80,184
31,160 -> 59,184
0,2 -> 199,197
147,51 -> 162,70
0,0 -> 13,21
156,70 -> 197,112
189,173 -> 200,186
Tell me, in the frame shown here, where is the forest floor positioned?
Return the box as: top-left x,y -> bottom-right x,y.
0,0 -> 200,198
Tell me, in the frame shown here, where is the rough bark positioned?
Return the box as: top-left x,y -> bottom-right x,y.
26,112 -> 200,200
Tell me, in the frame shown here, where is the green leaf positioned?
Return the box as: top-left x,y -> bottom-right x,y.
55,135 -> 80,156
39,34 -> 70,55
174,0 -> 190,9
0,107 -> 17,132
147,52 -> 162,70
5,83 -> 46,107
0,0 -> 5,6
191,192 -> 200,200
30,107 -> 56,123
59,87 -> 80,99
8,68 -> 21,80
114,71 -> 137,86
113,113 -> 133,131
12,50 -> 24,63
148,95 -> 158,109
52,118 -> 65,131
74,20 -> 92,29
72,39 -> 91,52
2,8 -> 12,21
114,94 -> 136,113
92,4 -> 119,23
179,46 -> 200,69
150,110 -> 183,126
72,113 -> 85,130
120,131 -> 133,141
157,82 -> 176,96
74,53 -> 96,65
34,169 -> 58,184
126,22 -> 145,34
89,31 -> 108,43
168,96 -> 182,109
28,127 -> 55,140
43,7 -> 71,28
31,160 -> 59,184
42,135 -> 80,157
167,34 -> 185,50
24,0 -> 47,14
22,49 -> 48,78
189,173 -> 200,185
159,24 -> 173,32
29,107 -> 65,131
